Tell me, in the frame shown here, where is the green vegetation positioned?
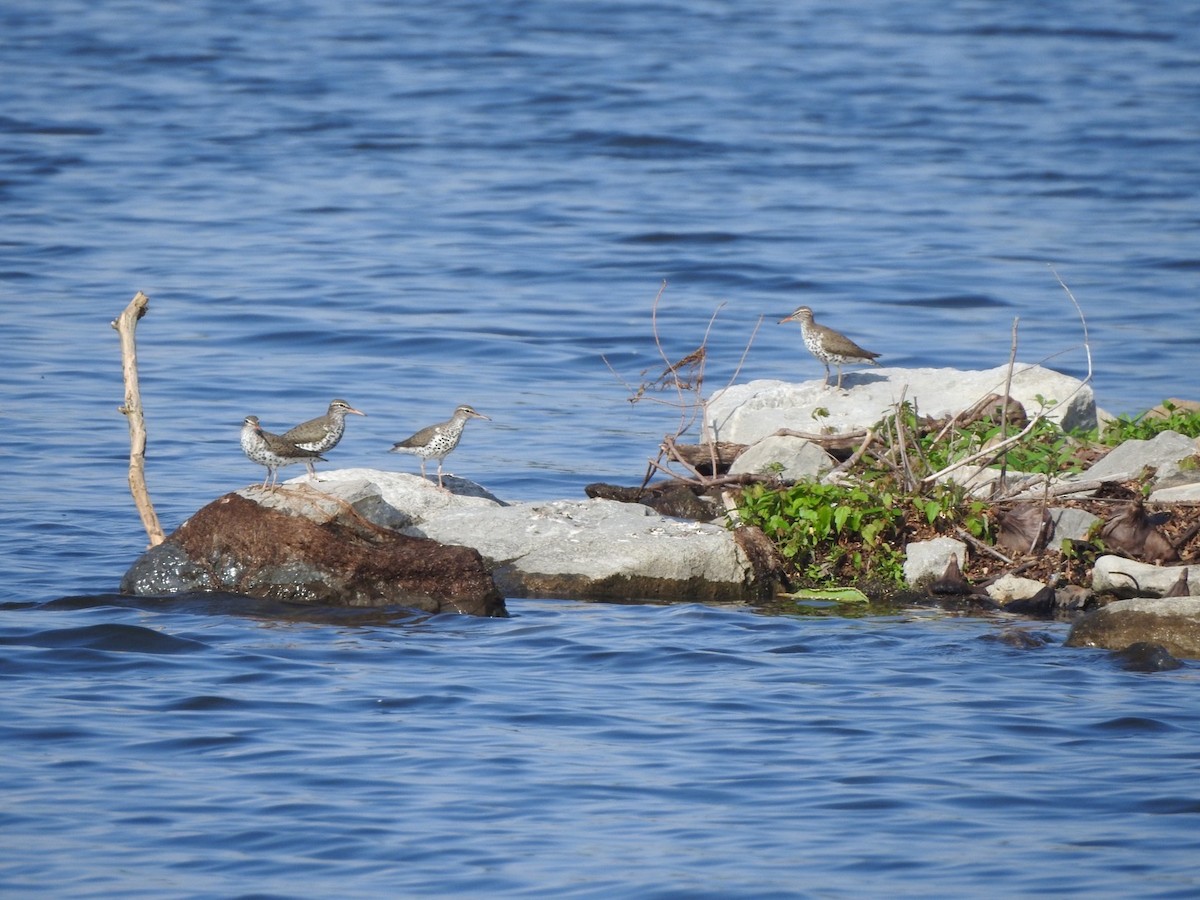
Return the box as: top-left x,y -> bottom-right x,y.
1097,400 -> 1200,446
731,399 -> 1103,592
868,400 -> 1090,479
737,481 -> 906,589
736,478 -> 995,592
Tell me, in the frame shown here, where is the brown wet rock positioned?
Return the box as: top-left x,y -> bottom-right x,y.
1065,597 -> 1200,659
1110,642 -> 1183,672
984,628 -> 1054,650
121,490 -> 505,616
585,481 -> 720,520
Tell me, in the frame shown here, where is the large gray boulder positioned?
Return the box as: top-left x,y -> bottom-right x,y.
300,470 -> 766,603
903,537 -> 966,587
705,365 -> 1096,445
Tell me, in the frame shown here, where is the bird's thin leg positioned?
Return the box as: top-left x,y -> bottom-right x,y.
419,459 -> 427,480
305,459 -> 316,481
836,366 -> 844,389
436,460 -> 445,489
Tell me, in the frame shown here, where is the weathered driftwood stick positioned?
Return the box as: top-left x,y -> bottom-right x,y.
111,292 -> 165,547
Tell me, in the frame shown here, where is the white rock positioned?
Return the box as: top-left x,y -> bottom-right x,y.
705,365 -> 1095,445
410,498 -> 751,586
903,537 -> 967,586
294,467 -> 505,521
298,470 -> 757,600
1092,555 -> 1200,598
1078,431 -> 1198,484
985,574 -> 1047,603
1150,482 -> 1200,503
728,435 -> 834,480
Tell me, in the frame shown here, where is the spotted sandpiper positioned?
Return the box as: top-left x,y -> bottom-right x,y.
240,415 -> 325,488
282,398 -> 366,478
389,405 -> 490,488
778,305 -> 881,389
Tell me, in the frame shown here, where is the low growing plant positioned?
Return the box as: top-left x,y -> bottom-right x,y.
898,405 -> 1086,477
1098,400 -> 1200,446
736,481 -> 907,589
735,475 -> 996,593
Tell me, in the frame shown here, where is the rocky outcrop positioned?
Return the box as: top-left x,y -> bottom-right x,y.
114,369 -> 1200,624
1065,597 -> 1200,659
121,488 -> 506,616
728,434 -> 834,480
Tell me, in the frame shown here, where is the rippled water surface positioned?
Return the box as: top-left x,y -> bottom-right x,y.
3,0 -> 1200,895
2,600 -> 1199,898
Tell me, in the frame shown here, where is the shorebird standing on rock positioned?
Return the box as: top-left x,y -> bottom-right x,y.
778,305 -> 881,389
241,415 -> 325,488
282,398 -> 366,479
389,405 -> 490,488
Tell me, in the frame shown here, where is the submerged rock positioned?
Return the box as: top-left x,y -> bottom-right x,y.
1065,597 -> 1200,659
1110,642 -> 1183,673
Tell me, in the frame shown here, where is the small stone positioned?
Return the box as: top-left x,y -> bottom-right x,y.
904,537 -> 967,588
728,435 -> 834,481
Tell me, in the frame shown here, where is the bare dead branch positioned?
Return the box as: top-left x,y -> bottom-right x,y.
955,527 -> 1012,564
111,291 -> 165,547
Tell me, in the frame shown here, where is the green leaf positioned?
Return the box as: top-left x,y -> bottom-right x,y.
784,587 -> 871,605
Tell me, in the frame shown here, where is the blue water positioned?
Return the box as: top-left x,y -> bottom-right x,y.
3,0 -> 1200,895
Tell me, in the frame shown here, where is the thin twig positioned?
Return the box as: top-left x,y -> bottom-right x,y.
729,313 -> 764,387
825,427 -> 878,480
995,316 -> 1019,491
892,388 -> 913,492
773,427 -> 871,447
662,435 -> 707,482
1049,265 -> 1093,385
